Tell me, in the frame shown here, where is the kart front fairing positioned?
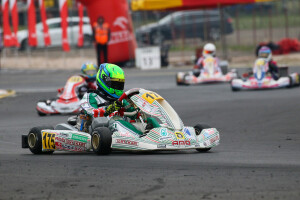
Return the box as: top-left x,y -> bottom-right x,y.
231,76 -> 290,90
109,89 -> 220,150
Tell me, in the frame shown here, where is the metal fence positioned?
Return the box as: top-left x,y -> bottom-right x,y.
131,0 -> 300,64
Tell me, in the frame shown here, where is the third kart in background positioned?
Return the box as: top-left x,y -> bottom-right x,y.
231,46 -> 300,91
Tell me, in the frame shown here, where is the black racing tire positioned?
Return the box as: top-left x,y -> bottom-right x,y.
194,124 -> 212,152
287,76 -> 293,88
176,74 -> 184,85
231,86 -> 239,92
230,79 -> 240,92
176,74 -> 189,86
37,110 -> 47,116
91,127 -> 112,155
28,126 -> 54,154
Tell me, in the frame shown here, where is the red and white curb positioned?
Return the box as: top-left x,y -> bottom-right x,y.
0,89 -> 16,99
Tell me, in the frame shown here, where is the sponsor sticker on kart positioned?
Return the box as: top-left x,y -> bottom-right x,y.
71,134 -> 88,142
116,139 -> 138,146
157,144 -> 166,148
160,128 -> 168,136
68,76 -> 84,83
141,92 -> 164,104
172,141 -> 191,146
42,131 -> 56,150
175,132 -> 185,140
159,128 -> 172,141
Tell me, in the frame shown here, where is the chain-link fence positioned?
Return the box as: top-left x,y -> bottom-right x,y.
132,0 -> 300,65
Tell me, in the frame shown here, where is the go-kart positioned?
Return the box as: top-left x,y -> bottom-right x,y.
36,75 -> 93,116
231,58 -> 300,91
22,88 -> 220,155
176,56 -> 237,85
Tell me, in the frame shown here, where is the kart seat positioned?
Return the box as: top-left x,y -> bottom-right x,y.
117,120 -> 143,136
147,117 -> 161,128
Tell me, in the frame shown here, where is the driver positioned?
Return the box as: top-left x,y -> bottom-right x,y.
77,63 -> 127,132
193,43 -> 221,77
257,46 -> 279,80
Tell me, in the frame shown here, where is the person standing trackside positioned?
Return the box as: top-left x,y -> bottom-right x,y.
93,16 -> 111,67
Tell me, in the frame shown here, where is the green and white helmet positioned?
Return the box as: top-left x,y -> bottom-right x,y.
96,63 -> 125,99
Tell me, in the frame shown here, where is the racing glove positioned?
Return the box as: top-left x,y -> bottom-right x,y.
105,100 -> 122,116
93,108 -> 105,118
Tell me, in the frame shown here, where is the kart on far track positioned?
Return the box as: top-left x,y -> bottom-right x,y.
36,75 -> 94,116
231,58 -> 300,91
176,56 -> 237,85
22,88 -> 220,155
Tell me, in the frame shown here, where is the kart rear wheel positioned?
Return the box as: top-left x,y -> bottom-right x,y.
176,74 -> 184,85
231,86 -> 240,92
91,127 -> 112,155
176,74 -> 189,86
28,126 -> 54,154
194,124 -> 212,152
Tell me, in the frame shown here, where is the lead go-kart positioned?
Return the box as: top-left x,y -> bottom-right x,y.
36,75 -> 93,116
231,58 -> 300,91
22,88 -> 220,155
176,56 -> 237,85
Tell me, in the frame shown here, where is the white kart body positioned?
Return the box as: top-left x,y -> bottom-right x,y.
31,88 -> 220,153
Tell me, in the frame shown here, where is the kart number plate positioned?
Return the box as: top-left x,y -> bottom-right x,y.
68,76 -> 84,83
142,92 -> 164,104
42,132 -> 56,150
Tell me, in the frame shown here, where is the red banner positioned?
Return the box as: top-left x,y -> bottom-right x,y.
2,0 -> 13,47
27,0 -> 38,47
10,0 -> 19,47
39,0 -> 51,46
77,2 -> 84,47
78,0 -> 137,63
59,0 -> 70,51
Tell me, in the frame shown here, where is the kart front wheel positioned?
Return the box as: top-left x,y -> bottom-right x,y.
91,127 -> 112,155
194,124 -> 212,152
28,126 -> 54,154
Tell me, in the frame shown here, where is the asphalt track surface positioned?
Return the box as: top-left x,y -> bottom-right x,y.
0,67 -> 300,200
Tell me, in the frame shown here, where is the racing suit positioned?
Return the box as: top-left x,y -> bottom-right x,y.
193,56 -> 221,77
77,90 -> 134,132
268,60 -> 279,80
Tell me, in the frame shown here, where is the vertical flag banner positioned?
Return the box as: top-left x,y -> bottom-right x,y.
77,2 -> 84,47
10,0 -> 20,47
2,0 -> 13,47
27,0 -> 38,47
59,0 -> 70,51
39,0 -> 51,46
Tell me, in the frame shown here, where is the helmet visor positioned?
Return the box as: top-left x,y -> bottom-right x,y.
259,52 -> 269,59
204,50 -> 214,55
110,79 -> 125,90
85,70 -> 97,77
102,76 -> 125,90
